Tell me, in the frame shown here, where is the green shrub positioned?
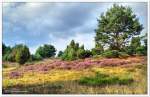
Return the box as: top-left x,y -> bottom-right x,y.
3,53 -> 9,61
91,48 -> 103,55
118,78 -> 133,85
83,50 -> 92,58
3,52 -> 16,62
130,37 -> 141,49
34,54 -> 42,61
77,47 -> 85,59
57,51 -> 64,57
62,40 -> 91,60
91,43 -> 104,55
118,52 -> 130,58
15,44 -> 30,64
67,48 -> 77,60
2,43 -> 12,61
136,46 -> 147,56
79,73 -> 133,86
124,46 -> 135,56
102,50 -> 119,58
29,54 -> 42,61
2,43 -> 12,56
35,44 -> 56,58
78,50 -> 92,59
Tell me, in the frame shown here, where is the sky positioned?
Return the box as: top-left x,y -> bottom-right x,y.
3,2 -> 148,54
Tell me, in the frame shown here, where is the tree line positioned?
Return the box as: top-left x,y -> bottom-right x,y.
2,4 -> 147,64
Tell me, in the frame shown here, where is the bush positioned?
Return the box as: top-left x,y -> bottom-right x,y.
118,52 -> 130,58
83,50 -> 92,58
77,48 -> 85,59
91,43 -> 104,55
35,44 -> 56,58
102,50 -> 119,58
78,50 -> 92,59
2,43 -> 12,56
124,37 -> 142,56
67,48 -> 77,60
2,43 -> 12,61
136,46 -> 147,56
91,48 -> 103,55
130,37 -> 141,49
29,54 -> 42,61
3,53 -> 15,62
62,40 -> 91,60
79,73 -> 133,86
57,51 -> 64,57
15,45 -> 30,64
124,46 -> 135,56
3,53 -> 9,61
34,54 -> 42,61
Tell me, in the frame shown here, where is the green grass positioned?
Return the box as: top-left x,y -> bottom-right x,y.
79,72 -> 133,86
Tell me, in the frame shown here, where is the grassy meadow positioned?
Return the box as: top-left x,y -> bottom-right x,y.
2,56 -> 147,94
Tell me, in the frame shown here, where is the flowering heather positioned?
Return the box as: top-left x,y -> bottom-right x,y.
9,71 -> 22,79
8,56 -> 144,78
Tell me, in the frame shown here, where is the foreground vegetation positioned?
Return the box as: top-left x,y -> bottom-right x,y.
2,56 -> 147,94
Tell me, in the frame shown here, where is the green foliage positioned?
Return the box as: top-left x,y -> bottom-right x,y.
92,43 -> 104,55
95,4 -> 143,50
78,50 -> 92,59
77,45 -> 92,59
124,37 -> 147,56
2,43 -> 11,55
29,54 -> 42,61
2,43 -> 7,55
2,43 -> 31,64
143,37 -> 147,55
118,52 -> 129,58
102,50 -> 119,58
15,44 -> 30,64
91,48 -> 103,56
144,39 -> 147,48
82,50 -> 92,58
35,44 -> 56,58
130,37 -> 141,49
62,40 -> 77,60
102,50 -> 130,58
70,40 -> 75,48
77,45 -> 85,59
62,40 -> 92,60
79,73 -> 133,86
3,53 -> 15,62
124,46 -> 134,56
136,46 -> 147,56
57,51 -> 64,57
129,37 -> 141,54
2,43 -> 12,61
67,48 -> 77,60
